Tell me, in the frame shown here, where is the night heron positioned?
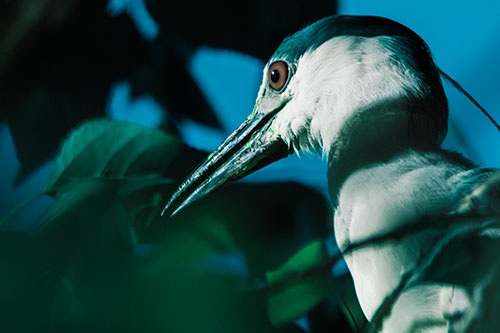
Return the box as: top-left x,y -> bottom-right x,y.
164,15 -> 499,332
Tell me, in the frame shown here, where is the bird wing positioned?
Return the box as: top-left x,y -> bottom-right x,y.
378,169 -> 500,332
421,170 -> 500,332
454,169 -> 500,216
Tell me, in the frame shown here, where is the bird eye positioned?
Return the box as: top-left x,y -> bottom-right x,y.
268,61 -> 289,92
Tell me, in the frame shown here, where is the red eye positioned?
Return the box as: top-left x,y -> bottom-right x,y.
268,61 -> 289,91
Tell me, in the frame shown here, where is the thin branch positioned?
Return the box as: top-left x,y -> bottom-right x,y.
439,69 -> 500,133
264,213 -> 498,293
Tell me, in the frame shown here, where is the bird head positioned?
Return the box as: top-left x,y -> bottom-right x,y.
164,15 -> 448,216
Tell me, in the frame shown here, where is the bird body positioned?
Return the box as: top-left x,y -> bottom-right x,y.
333,149 -> 487,330
165,15 -> 499,332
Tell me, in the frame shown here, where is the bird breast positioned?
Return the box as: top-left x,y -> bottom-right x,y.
332,150 -> 472,320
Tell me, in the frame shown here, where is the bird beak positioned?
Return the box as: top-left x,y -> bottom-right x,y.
163,99 -> 293,216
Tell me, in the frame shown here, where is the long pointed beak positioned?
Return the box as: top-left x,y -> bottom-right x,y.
163,101 -> 292,217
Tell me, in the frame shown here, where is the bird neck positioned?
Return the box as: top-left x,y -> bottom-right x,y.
326,104 -> 440,206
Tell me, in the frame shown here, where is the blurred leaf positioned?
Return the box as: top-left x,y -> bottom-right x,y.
0,231 -> 56,332
0,2 -> 221,183
45,119 -> 180,192
0,2 -> 345,331
135,182 -> 332,328
145,183 -> 332,270
35,178 -> 134,262
338,276 -> 367,333
58,261 -> 281,333
266,240 -> 332,327
1,2 -> 151,183
1,0 -> 337,182
0,192 -> 44,227
267,241 -> 327,284
145,0 -> 337,60
131,41 -> 223,130
1,170 -> 332,332
0,0 -> 82,72
39,183 -> 319,333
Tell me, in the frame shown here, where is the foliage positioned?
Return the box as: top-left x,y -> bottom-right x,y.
2,117 -> 499,332
0,0 -> 337,183
266,240 -> 332,327
0,119 -> 337,332
44,119 -> 179,192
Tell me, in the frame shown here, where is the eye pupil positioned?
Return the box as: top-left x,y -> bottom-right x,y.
268,61 -> 289,92
271,70 -> 280,83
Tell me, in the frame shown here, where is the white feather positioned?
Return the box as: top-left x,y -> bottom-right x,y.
254,32 -> 495,332
269,36 -> 426,156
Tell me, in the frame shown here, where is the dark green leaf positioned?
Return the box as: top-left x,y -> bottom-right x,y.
45,119 -> 180,192
338,276 -> 367,332
36,178 -> 134,261
0,231 -> 56,332
266,240 -> 332,327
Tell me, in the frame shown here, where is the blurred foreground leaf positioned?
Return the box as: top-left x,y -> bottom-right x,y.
0,232 -> 55,332
1,117 -> 333,331
36,178 -> 134,264
0,1 -> 152,182
1,0 -> 337,182
338,276 -> 367,333
145,0 -> 337,60
266,240 -> 332,327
